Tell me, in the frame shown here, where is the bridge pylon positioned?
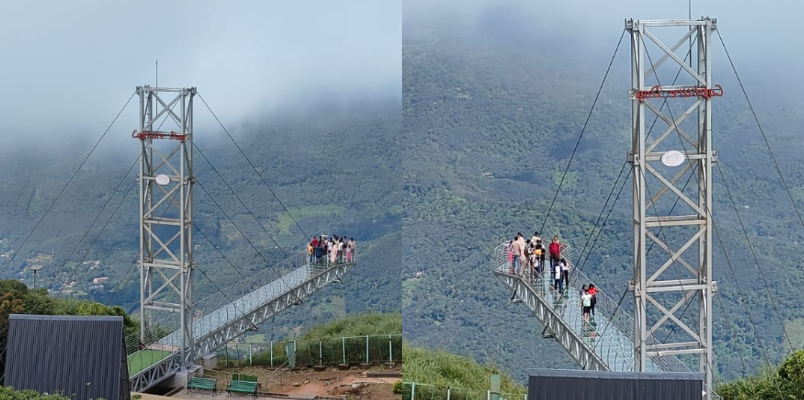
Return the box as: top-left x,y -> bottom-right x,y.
134,85 -> 197,371
626,18 -> 718,399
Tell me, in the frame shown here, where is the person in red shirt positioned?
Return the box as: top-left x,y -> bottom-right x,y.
588,284 -> 597,318
548,236 -> 561,269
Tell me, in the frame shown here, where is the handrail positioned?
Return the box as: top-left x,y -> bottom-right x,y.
493,240 -> 721,399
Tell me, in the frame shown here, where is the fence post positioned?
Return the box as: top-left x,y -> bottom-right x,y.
342,337 -> 346,364
487,390 -> 490,400
366,335 -> 370,363
389,335 -> 393,362
270,340 -> 274,367
249,344 -> 252,365
319,339 -> 323,365
447,387 -> 451,400
411,382 -> 416,400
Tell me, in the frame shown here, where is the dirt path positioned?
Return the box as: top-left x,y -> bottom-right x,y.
221,365 -> 402,399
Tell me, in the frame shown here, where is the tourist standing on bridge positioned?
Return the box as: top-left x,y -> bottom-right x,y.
559,257 -> 570,288
588,284 -> 597,318
510,235 -> 523,275
581,287 -> 593,322
330,238 -> 338,264
553,260 -> 563,292
534,239 -> 545,274
549,236 -> 561,269
528,243 -> 540,278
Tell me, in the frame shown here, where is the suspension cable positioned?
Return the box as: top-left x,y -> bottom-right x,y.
193,143 -> 288,257
712,218 -> 786,400
538,29 -> 625,235
0,92 -> 135,276
45,155 -> 139,292
574,48 -> 694,279
639,35 -> 787,397
643,36 -> 794,356
716,30 -> 804,238
716,163 -> 795,353
195,181 -> 304,303
197,93 -> 310,242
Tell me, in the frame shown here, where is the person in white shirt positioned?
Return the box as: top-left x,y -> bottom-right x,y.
553,262 -> 563,292
559,258 -> 570,287
510,237 -> 523,274
581,288 -> 593,322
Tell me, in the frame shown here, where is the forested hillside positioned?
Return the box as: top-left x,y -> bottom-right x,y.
0,94 -> 402,344
402,6 -> 804,384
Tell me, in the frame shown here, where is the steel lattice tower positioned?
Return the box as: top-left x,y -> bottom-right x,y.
626,18 -> 718,399
135,85 -> 197,370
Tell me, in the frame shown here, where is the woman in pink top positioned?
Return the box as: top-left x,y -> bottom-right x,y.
330,240 -> 338,263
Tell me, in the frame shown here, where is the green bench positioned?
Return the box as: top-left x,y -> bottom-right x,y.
227,380 -> 258,397
187,376 -> 217,395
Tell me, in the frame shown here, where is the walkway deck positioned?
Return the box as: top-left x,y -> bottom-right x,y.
492,242 -> 720,398
127,252 -> 355,392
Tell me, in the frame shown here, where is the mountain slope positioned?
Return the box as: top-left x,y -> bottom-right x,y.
402,8 -> 804,384
0,95 -> 402,343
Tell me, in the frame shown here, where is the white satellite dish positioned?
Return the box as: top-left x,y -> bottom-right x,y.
661,150 -> 686,167
155,174 -> 170,186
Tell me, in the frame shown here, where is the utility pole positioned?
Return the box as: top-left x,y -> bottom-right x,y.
135,85 -> 197,371
626,18 -> 718,399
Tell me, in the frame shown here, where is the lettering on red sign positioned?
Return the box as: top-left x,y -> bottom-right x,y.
131,130 -> 187,142
634,84 -> 723,102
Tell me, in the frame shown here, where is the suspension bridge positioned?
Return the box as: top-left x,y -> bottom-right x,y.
493,17 -> 803,400
0,83 -> 358,393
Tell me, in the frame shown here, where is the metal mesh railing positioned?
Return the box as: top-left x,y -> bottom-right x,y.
126,250 -> 355,376
493,241 -> 721,399
221,334 -> 403,367
492,242 -> 690,373
397,382 -> 526,400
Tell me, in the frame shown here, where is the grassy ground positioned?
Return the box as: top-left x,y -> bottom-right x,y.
300,312 -> 401,339
128,349 -> 173,375
402,343 -> 527,395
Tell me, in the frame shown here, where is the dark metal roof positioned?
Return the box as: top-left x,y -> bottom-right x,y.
4,314 -> 130,400
528,368 -> 703,380
527,369 -> 703,400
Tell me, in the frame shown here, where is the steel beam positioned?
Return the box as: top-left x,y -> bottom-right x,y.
136,85 -> 197,371
493,272 -> 608,372
193,263 -> 354,356
129,260 -> 355,392
626,18 -> 717,400
129,354 -> 181,392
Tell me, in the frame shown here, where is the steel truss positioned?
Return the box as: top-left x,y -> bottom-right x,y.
495,272 -> 608,372
128,262 -> 354,392
135,85 -> 197,370
626,18 -> 718,399
192,263 -> 354,356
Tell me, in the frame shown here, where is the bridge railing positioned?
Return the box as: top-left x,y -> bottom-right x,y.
398,382 -> 527,400
126,249 -> 355,375
492,242 -> 691,374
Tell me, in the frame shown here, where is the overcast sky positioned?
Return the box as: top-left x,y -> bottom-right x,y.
404,0 -> 803,69
0,0 -> 401,139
